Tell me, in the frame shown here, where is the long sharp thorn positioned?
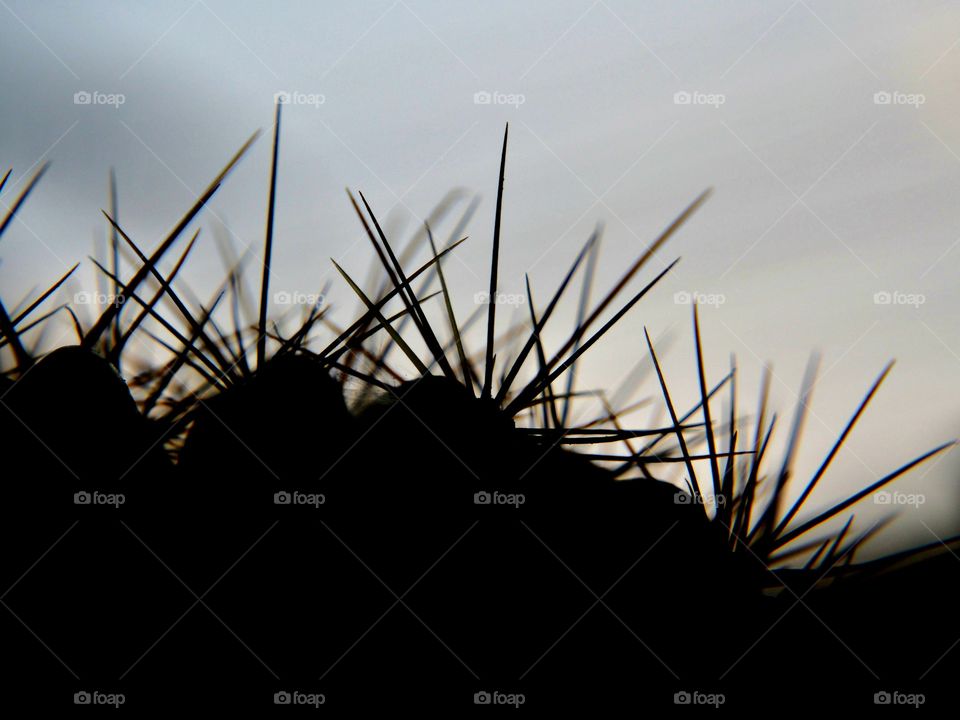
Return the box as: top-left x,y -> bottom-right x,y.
482,122 -> 508,399
0,305 -> 67,349
112,230 -> 199,362
317,236 -> 467,361
371,198 -> 479,375
230,272 -> 250,376
257,102 -> 282,370
359,191 -> 454,379
325,292 -> 440,367
319,318 -> 404,383
104,213 -> 234,378
343,188 -> 418,374
720,431 -> 738,525
644,326 -> 700,505
507,258 -> 679,415
744,414 -> 778,544
760,353 -> 820,543
143,292 -> 226,416
495,228 -> 599,404
775,440 -> 956,549
64,306 -> 84,342
0,297 -> 30,370
139,328 -> 224,393
83,131 -> 259,349
543,189 -> 711,375
561,230 -> 600,425
736,364 -> 772,540
602,396 -> 656,481
89,257 -> 226,384
720,354 -> 738,526
774,361 -> 895,538
822,516 -> 855,569
332,259 -> 428,375
109,168 -> 121,350
0,163 -> 50,241
11,263 -> 79,327
525,276 -> 561,428
693,303 -> 722,500
427,222 -> 472,392
632,369 -> 733,456
801,538 -> 833,571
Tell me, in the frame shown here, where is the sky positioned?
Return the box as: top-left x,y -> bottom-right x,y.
1,1 -> 959,559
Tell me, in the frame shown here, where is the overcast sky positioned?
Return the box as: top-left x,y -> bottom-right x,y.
2,1 -> 959,558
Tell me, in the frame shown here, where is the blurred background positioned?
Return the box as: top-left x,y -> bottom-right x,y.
1,0 -> 958,559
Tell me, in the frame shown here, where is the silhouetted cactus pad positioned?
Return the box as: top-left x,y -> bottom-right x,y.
178,354 -> 353,490
2,346 -> 169,500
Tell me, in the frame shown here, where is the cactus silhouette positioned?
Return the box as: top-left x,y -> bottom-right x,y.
1,112 -> 958,711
